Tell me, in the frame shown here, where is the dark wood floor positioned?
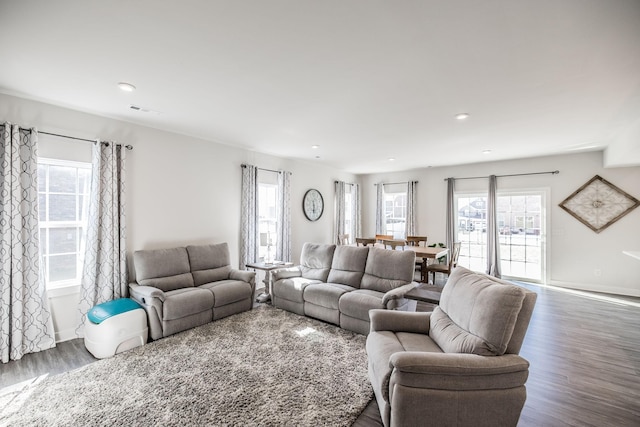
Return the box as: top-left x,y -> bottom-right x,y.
2,280 -> 640,426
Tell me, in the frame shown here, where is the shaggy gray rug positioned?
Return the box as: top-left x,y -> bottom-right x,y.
0,305 -> 373,426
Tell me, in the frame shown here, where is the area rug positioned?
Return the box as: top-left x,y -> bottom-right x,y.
0,305 -> 373,426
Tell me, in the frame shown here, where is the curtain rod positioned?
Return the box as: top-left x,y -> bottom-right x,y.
334,180 -> 357,186
444,170 -> 559,181
241,164 -> 291,174
39,131 -> 133,150
373,181 -> 418,186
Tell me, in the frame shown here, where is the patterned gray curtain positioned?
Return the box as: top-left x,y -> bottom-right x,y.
334,181 -> 346,244
375,183 -> 386,234
405,181 -> 418,237
445,178 -> 455,252
76,141 -> 128,337
0,123 -> 55,363
240,164 -> 258,268
276,170 -> 292,262
352,183 -> 361,239
486,175 -> 502,277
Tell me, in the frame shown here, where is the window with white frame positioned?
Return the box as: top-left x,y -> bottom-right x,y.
258,171 -> 278,262
344,184 -> 354,240
38,158 -> 91,289
456,191 -> 545,282
384,184 -> 407,239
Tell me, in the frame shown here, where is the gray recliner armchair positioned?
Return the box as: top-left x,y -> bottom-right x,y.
366,266 -> 537,427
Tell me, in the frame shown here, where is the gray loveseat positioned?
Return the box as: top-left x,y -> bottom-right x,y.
271,243 -> 416,335
366,266 -> 537,427
129,243 -> 255,340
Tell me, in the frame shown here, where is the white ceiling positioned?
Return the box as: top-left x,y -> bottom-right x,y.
1,0 -> 639,174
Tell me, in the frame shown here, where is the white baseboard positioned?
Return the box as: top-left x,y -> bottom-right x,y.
548,280 -> 640,298
55,327 -> 79,343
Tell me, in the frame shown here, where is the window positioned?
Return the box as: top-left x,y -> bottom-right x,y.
497,193 -> 544,281
38,159 -> 92,288
258,171 -> 278,262
344,184 -> 354,240
384,186 -> 407,239
456,191 -> 545,282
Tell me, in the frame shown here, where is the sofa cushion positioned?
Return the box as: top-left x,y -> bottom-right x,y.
199,280 -> 253,307
192,266 -> 233,287
395,332 -> 443,353
299,243 -> 336,282
187,243 -> 233,286
339,289 -> 385,321
430,267 -> 526,356
360,248 -> 415,293
134,247 -> 193,292
273,277 -> 321,303
162,288 -> 214,321
139,273 -> 195,293
326,245 -> 369,288
187,243 -> 231,270
304,283 -> 356,309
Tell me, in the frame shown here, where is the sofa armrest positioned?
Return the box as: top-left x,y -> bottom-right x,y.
129,284 -> 166,303
382,282 -> 418,307
389,352 -> 530,391
272,266 -> 302,281
129,283 -> 165,341
369,309 -> 431,334
230,269 -> 255,284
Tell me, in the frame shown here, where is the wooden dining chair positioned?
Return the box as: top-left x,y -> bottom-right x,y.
406,236 -> 428,279
338,233 -> 350,245
375,234 -> 393,243
382,239 -> 407,250
424,242 -> 461,284
355,237 -> 376,247
406,236 -> 428,246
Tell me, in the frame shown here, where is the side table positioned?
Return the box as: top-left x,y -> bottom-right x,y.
246,261 -> 293,303
404,283 -> 442,305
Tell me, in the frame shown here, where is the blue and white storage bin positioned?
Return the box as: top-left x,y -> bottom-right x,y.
84,298 -> 148,359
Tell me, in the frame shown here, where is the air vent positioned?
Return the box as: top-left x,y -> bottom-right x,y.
129,105 -> 160,114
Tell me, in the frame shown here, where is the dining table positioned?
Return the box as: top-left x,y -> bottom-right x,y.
356,240 -> 449,282
356,240 -> 449,259
405,245 -> 449,261
406,246 -> 449,282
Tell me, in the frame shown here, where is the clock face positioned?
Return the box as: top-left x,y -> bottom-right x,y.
303,189 -> 324,221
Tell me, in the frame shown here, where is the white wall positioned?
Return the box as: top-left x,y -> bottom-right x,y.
1,93 -> 355,341
604,118 -> 640,167
359,152 -> 640,297
3,92 -> 639,342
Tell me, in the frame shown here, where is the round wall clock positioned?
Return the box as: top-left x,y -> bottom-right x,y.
303,189 -> 324,221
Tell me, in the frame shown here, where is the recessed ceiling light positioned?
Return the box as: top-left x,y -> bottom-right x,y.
311,145 -> 319,149
482,149 -> 492,155
118,82 -> 136,92
388,158 -> 396,161
455,113 -> 470,120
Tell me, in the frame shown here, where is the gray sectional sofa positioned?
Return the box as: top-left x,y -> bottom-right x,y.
129,243 -> 255,340
271,243 -> 416,335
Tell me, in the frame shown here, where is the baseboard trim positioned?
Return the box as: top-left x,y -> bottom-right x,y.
55,327 -> 79,343
541,282 -> 640,308
549,280 -> 640,298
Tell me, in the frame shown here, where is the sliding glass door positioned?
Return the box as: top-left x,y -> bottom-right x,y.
456,190 -> 546,282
